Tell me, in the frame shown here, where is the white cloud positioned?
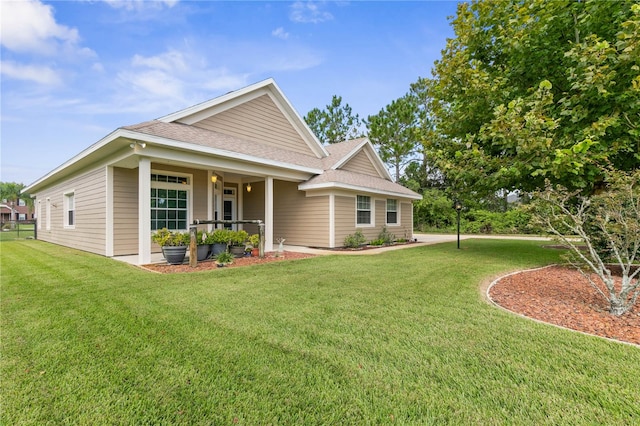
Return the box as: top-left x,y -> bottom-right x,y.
289,1 -> 333,24
201,71 -> 251,93
0,61 -> 62,86
131,50 -> 188,74
102,0 -> 179,12
272,27 -> 290,40
0,0 -> 79,55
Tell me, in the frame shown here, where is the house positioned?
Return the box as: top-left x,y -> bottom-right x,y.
1,199 -> 33,225
23,79 -> 421,264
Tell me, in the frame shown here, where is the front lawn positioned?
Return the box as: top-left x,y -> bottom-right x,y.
2,239 -> 638,424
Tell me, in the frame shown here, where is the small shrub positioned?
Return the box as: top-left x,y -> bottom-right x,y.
151,228 -> 189,246
344,230 -> 366,248
369,238 -> 385,246
377,226 -> 395,245
216,251 -> 234,264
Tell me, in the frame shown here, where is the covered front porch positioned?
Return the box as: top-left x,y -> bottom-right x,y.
109,142 -> 320,264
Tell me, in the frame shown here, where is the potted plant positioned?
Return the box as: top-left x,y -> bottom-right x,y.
247,233 -> 260,257
208,228 -> 231,257
196,230 -> 211,261
215,251 -> 234,267
228,229 -> 249,258
152,228 -> 189,265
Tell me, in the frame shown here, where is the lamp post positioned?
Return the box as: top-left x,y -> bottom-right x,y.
454,200 -> 462,249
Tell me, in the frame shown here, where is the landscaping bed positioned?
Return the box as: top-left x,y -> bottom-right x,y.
142,251 -> 315,273
490,265 -> 640,345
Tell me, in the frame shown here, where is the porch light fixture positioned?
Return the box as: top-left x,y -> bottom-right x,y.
211,174 -> 218,183
246,183 -> 252,193
129,142 -> 146,149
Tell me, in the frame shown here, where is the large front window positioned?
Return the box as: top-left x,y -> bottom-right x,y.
356,195 -> 371,225
151,173 -> 189,231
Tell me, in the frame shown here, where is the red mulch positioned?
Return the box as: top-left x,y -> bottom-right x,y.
489,265 -> 640,345
141,251 -> 315,273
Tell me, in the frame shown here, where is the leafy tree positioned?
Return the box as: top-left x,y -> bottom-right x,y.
532,169 -> 640,316
367,93 -> 421,181
304,95 -> 363,144
428,0 -> 640,196
0,182 -> 30,206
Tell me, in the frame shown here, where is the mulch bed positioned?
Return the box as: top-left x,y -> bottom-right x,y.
141,251 -> 315,273
489,265 -> 640,345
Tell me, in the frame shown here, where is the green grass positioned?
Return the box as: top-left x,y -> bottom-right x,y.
2,239 -> 639,424
0,224 -> 35,241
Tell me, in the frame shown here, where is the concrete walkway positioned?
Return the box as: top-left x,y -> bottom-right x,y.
282,233 -> 550,256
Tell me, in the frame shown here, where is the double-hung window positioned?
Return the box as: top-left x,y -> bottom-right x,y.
356,195 -> 371,225
64,191 -> 75,228
386,199 -> 398,225
151,173 -> 189,231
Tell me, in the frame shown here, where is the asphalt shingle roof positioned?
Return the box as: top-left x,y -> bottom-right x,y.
123,120 -> 420,199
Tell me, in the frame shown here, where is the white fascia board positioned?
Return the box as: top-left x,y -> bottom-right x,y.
117,129 -> 323,176
298,181 -> 422,200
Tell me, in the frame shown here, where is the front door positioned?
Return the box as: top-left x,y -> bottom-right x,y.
223,188 -> 236,230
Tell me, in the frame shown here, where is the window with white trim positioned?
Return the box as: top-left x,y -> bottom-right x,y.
151,173 -> 189,231
386,199 -> 398,225
64,192 -> 75,228
46,198 -> 51,230
356,195 -> 371,225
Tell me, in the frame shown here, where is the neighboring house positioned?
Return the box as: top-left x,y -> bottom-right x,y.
23,79 -> 421,264
1,199 -> 33,224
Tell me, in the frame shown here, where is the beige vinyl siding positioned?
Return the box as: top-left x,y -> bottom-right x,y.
273,180 -> 329,247
334,195 -> 356,247
242,181 -> 265,235
192,94 -> 316,156
113,167 -> 139,256
334,196 -> 414,247
340,150 -> 379,176
334,196 -> 380,245
400,201 -> 413,238
34,167 -> 107,255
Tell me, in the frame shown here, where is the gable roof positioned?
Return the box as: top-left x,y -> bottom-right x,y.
158,78 -> 328,159
324,138 -> 392,180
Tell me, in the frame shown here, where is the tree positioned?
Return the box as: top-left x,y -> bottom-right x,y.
0,181 -> 30,205
367,93 -> 421,181
532,169 -> 640,316
428,0 -> 640,197
304,95 -> 364,144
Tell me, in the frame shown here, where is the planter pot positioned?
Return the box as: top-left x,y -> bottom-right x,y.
251,248 -> 259,257
230,245 -> 245,258
197,244 -> 210,261
211,243 -> 227,257
162,246 -> 187,265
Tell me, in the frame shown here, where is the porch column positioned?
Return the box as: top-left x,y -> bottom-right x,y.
264,176 -> 274,252
138,157 -> 151,264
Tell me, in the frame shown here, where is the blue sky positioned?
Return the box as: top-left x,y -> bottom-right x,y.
1,0 -> 458,186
